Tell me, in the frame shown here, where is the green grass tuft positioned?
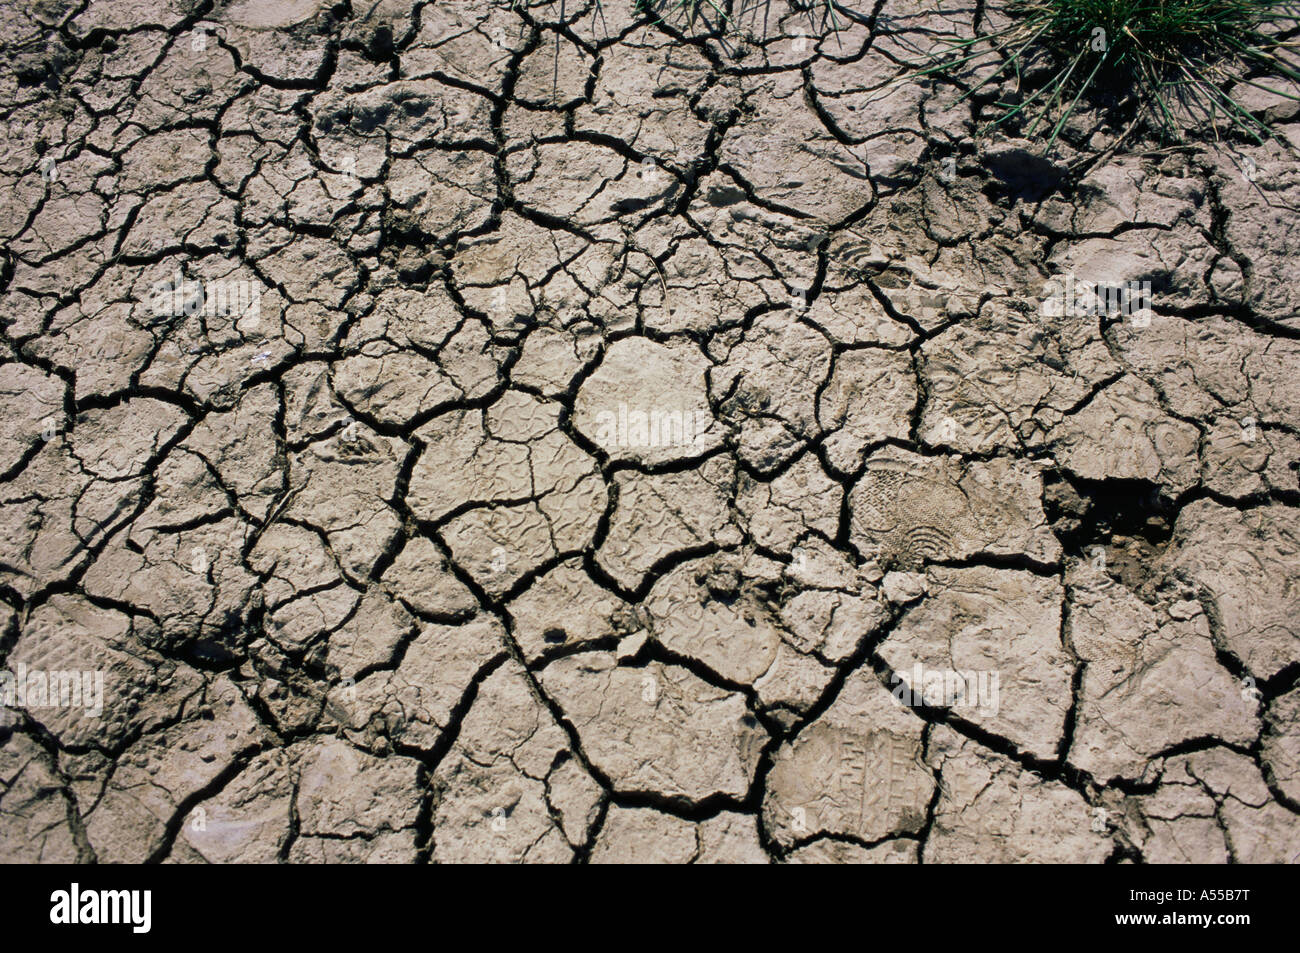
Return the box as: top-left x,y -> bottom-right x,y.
910,0 -> 1300,149
511,1 -> 851,43
637,1 -> 846,35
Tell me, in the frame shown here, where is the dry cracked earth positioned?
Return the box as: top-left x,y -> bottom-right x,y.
1,0 -> 1299,866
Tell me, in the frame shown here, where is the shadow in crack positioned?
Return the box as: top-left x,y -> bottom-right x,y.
1043,472 -> 1175,591
982,146 -> 1067,203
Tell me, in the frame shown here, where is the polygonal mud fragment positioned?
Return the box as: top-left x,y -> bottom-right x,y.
764,666 -> 933,848
848,447 -> 1061,570
0,362 -> 63,476
573,337 -> 720,465
512,324 -> 593,397
442,490 -> 603,598
1200,419 -> 1300,501
783,536 -> 885,592
68,397 -> 188,481
574,34 -> 713,167
410,394 -> 602,534
379,535 -> 478,619
82,676 -> 266,864
252,231 -> 360,311
430,661 -> 588,864
451,211 -> 592,319
7,593 -> 195,751
539,652 -> 765,803
1262,685 -> 1300,805
1035,155 -> 1207,235
344,283 -> 466,354
36,302 -> 155,402
410,404 -> 534,519
339,616 -> 506,752
1117,754 -> 1229,863
923,726 -> 1112,864
681,210 -> 813,319
180,384 -> 284,521
819,347 -> 917,471
866,246 -> 1007,333
589,805 -> 767,864
1047,227 -> 1216,314
712,312 -> 833,471
1049,376 -> 1200,495
133,446 -> 228,531
514,31 -> 596,104
1210,153 -> 1300,328
639,232 -> 764,335
736,452 -> 842,553
880,565 -> 1072,761
881,570 -> 927,605
1065,562 -> 1257,781
507,559 -> 635,662
334,350 -> 466,428
0,734 -> 83,863
509,140 -> 665,228
291,741 -> 421,849
722,71 -> 870,224
82,515 -> 260,649
1104,314 -> 1266,422
174,749 -> 294,864
642,553 -> 838,713
1143,748 -> 1300,864
545,753 -> 604,848
810,42 -> 926,153
917,299 -> 1116,454
590,806 -> 697,864
386,148 -> 496,239
264,583 -> 360,656
1157,500 -> 1300,680
779,587 -> 887,663
695,811 -> 768,864
281,363 -> 351,444
803,277 -> 916,349
282,426 -> 406,579
400,3 -> 519,88
325,588 -> 418,682
597,456 -> 738,592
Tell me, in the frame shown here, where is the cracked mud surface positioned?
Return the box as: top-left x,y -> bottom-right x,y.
1,0 -> 1298,864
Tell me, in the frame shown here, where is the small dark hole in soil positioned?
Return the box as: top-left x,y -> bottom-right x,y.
1043,472 -> 1175,590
